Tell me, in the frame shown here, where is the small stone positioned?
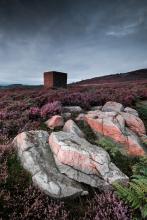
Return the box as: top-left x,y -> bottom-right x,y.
102,101 -> 124,112
45,115 -> 64,129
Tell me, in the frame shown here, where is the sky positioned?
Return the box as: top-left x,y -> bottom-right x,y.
0,0 -> 147,84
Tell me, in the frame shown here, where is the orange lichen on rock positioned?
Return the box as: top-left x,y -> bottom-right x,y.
84,102 -> 146,157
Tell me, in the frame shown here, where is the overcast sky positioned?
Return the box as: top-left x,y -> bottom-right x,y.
0,0 -> 147,84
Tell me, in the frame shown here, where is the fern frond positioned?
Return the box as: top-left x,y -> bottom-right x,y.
132,179 -> 147,194
113,173 -> 147,219
129,182 -> 144,198
142,204 -> 147,218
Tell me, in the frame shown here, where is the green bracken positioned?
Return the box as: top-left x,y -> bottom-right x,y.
113,167 -> 147,220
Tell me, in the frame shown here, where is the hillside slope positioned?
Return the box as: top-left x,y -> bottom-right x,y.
75,68 -> 147,85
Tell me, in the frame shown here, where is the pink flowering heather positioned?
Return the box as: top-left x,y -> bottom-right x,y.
82,192 -> 132,220
0,143 -> 14,183
0,111 -> 8,120
28,107 -> 40,120
40,101 -> 62,119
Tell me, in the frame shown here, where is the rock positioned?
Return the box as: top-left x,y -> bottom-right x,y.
102,116 -> 126,144
124,107 -> 139,117
121,112 -> 146,136
61,112 -> 71,120
126,128 -> 145,156
116,114 -> 126,132
85,108 -> 146,156
45,115 -> 64,129
13,130 -> 87,198
102,101 -> 124,112
63,119 -> 85,138
63,106 -> 83,113
75,113 -> 85,121
87,110 -> 117,119
85,110 -> 123,140
49,131 -> 128,188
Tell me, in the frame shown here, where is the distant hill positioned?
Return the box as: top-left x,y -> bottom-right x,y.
0,84 -> 43,89
75,68 -> 147,85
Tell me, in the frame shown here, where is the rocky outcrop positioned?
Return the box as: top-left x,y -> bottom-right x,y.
63,119 -> 85,138
49,131 -> 128,188
13,131 -> 87,198
13,101 -> 146,199
85,102 -> 146,156
45,115 -> 64,129
14,128 -> 128,198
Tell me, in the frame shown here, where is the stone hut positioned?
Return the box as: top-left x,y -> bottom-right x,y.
44,71 -> 67,88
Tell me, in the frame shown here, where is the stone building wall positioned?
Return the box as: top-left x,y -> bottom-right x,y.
44,71 -> 67,88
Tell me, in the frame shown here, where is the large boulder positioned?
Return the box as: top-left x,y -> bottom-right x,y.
49,131 -> 128,188
13,130 -> 87,198
85,102 -> 146,156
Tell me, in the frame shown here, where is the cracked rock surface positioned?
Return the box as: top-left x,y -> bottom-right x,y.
49,131 -> 128,188
13,130 -> 87,198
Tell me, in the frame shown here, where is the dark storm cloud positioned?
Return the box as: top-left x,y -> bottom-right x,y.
0,0 -> 147,84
